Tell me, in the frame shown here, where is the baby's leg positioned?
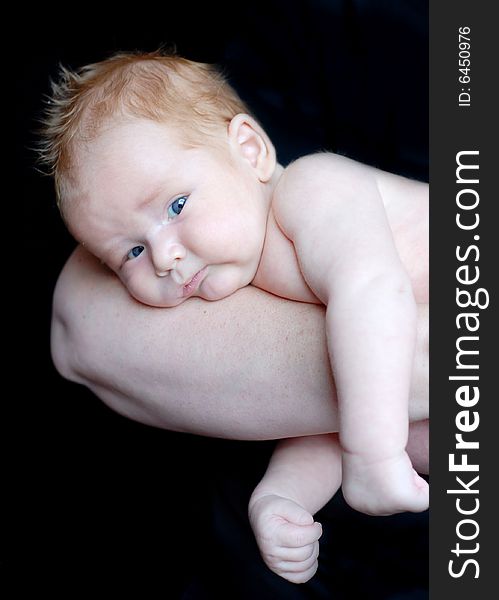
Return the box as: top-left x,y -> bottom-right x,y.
248,434 -> 342,584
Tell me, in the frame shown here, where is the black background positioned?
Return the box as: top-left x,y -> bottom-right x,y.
13,2 -> 430,598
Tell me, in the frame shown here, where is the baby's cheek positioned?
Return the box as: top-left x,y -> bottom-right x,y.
201,267 -> 245,301
190,220 -> 242,261
128,272 -> 186,308
121,269 -> 158,306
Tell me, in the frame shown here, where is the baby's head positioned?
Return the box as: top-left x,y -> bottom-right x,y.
40,51 -> 279,306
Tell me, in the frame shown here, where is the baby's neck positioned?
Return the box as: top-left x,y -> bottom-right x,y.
266,163 -> 285,205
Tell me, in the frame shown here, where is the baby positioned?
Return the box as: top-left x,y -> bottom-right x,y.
40,51 -> 429,583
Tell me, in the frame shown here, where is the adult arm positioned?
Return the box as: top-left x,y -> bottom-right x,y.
51,246 -> 428,443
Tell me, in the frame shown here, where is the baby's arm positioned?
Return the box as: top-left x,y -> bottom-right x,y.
249,434 -> 342,584
274,153 -> 428,515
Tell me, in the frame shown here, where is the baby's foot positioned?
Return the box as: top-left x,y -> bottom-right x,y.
341,450 -> 429,516
248,494 -> 322,584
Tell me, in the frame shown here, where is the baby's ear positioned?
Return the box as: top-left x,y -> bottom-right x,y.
228,114 -> 276,182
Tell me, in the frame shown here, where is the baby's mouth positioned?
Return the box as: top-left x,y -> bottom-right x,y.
182,267 -> 207,297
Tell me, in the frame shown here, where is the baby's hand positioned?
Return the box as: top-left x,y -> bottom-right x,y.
248,494 -> 322,584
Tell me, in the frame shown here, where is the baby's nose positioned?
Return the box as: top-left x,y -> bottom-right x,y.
152,242 -> 186,277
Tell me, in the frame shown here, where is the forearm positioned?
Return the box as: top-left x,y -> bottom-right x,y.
51,246 -> 428,440
327,276 -> 418,455
250,435 -> 342,516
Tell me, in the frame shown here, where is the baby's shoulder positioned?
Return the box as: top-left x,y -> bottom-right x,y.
271,152 -> 377,233
273,151 -> 426,222
279,152 -> 373,184
274,152 -> 376,207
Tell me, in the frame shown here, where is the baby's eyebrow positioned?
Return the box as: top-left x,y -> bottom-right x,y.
137,183 -> 165,210
100,241 -> 125,267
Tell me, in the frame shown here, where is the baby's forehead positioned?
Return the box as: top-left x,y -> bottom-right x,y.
67,117 -> 233,213
79,116 -> 201,158
80,118 -> 229,174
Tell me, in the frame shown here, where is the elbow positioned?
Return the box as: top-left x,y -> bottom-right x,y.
393,271 -> 417,307
50,309 -> 80,383
380,271 -> 418,328
345,268 -> 416,301
338,270 -> 418,322
50,262 -> 87,385
376,271 -> 417,310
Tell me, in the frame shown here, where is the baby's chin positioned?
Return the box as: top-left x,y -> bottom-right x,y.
199,269 -> 248,302
127,287 -> 185,308
129,287 -> 230,309
133,290 -> 232,308
134,295 -> 185,308
127,269 -> 249,307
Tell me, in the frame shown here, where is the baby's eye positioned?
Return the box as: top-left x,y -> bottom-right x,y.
167,195 -> 189,219
126,245 -> 145,260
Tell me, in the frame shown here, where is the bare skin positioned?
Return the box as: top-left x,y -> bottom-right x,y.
52,246 -> 429,583
51,245 -> 428,453
64,116 -> 427,521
